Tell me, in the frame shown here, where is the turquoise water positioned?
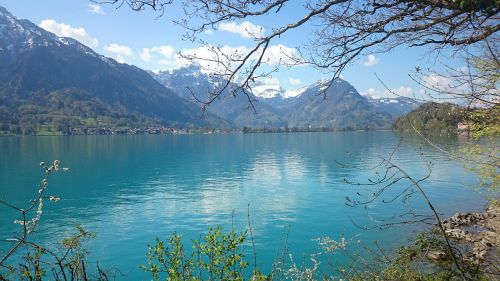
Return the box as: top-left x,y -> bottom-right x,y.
0,132 -> 488,279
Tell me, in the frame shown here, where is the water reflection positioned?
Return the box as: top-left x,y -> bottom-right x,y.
0,132 -> 487,280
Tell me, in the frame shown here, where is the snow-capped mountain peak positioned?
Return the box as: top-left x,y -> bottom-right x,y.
0,6 -> 102,61
364,95 -> 422,116
250,81 -> 285,98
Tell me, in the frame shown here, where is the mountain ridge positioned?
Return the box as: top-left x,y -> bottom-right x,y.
0,5 -> 420,135
151,67 -> 418,130
0,6 -> 226,134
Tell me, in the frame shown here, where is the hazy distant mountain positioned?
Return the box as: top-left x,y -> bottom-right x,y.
364,95 -> 421,117
258,94 -> 288,108
152,67 -> 396,130
0,6 -> 224,134
150,66 -> 286,128
276,79 -> 394,129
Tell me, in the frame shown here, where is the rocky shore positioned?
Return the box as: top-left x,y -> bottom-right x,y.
440,199 -> 499,268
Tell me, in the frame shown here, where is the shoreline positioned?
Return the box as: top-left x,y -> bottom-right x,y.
436,199 -> 499,276
0,128 -> 457,137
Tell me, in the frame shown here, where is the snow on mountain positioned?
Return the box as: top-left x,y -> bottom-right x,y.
150,64 -> 222,92
364,95 -> 422,117
0,6 -> 109,64
251,83 -> 284,98
283,87 -> 306,98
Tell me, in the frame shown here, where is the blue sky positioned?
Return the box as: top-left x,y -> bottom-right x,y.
1,0 -> 463,98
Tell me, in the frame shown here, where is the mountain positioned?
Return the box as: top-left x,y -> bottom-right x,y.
0,6 -> 224,135
364,96 -> 421,117
150,66 -> 286,128
255,84 -> 302,108
393,102 -> 466,132
278,79 -> 394,129
151,68 -> 396,130
0,5 -> 414,134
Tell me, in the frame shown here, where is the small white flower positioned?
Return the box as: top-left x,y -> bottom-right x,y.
53,160 -> 60,171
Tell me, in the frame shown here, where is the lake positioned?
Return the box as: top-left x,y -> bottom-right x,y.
0,131 -> 488,279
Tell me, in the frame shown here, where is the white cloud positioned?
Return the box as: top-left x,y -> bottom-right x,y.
104,43 -> 133,57
362,87 -> 379,97
139,45 -> 176,62
88,4 -> 105,15
390,86 -> 413,96
153,45 -> 175,58
139,45 -> 186,69
288,78 -> 301,85
284,87 -> 306,98
362,86 -> 414,98
113,55 -> 127,64
139,48 -> 153,61
251,77 -> 282,98
218,21 -> 265,38
158,55 -> 186,68
104,43 -> 133,64
419,72 -> 483,101
180,44 -> 298,72
178,45 -> 247,72
264,44 -> 298,65
259,77 -> 281,90
139,43 -> 299,74
362,54 -> 379,67
39,19 -> 99,48
420,73 -> 453,92
140,45 -> 231,71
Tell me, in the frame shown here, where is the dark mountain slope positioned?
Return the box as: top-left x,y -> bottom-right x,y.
0,6 -> 224,134
277,79 -> 394,129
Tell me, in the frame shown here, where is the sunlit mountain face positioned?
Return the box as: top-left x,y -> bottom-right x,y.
151,67 -> 411,129
0,6 -> 227,132
0,5 -> 418,133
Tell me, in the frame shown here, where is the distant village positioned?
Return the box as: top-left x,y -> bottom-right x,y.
68,127 -> 226,135
66,126 -> 376,135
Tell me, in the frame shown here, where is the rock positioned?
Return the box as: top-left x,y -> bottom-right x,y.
486,213 -> 496,218
427,250 -> 447,261
439,199 -> 499,269
445,228 -> 467,239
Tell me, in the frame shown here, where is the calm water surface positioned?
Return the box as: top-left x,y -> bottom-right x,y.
0,132 -> 488,279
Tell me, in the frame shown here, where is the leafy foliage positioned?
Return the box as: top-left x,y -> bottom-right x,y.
0,161 -> 111,281
348,233 -> 489,281
393,102 -> 466,132
141,227 -> 265,281
454,0 -> 500,12
467,106 -> 500,140
461,106 -> 500,191
0,226 -> 107,281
